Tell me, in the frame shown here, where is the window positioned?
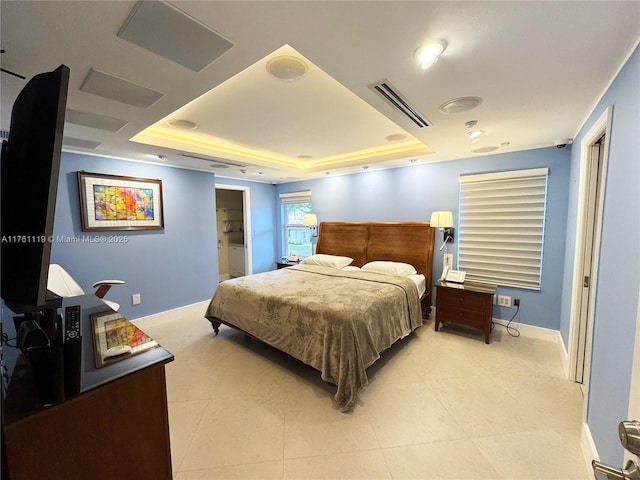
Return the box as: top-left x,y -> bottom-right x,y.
458,168 -> 548,290
279,191 -> 313,258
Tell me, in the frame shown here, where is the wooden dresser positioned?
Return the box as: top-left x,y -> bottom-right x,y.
435,281 -> 496,343
2,295 -> 174,480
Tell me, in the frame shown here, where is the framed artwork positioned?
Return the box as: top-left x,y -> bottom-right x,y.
91,310 -> 158,368
78,171 -> 164,231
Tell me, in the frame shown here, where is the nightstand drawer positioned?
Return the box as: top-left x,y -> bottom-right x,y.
437,304 -> 487,328
437,288 -> 488,311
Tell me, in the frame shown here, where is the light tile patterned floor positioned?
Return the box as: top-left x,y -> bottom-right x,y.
137,302 -> 592,480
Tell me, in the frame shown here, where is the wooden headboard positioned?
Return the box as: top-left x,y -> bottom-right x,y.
315,221 -> 435,287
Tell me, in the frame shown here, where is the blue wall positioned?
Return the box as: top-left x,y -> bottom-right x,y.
276,146 -> 571,330
561,44 -> 640,465
50,155 -> 280,320
51,153 -> 220,320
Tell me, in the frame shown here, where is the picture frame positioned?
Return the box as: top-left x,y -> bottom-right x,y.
91,310 -> 158,368
77,171 -> 164,231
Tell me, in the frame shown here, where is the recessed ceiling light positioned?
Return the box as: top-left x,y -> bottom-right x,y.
467,130 -> 485,140
168,119 -> 198,130
266,55 -> 308,81
414,40 -> 447,70
472,146 -> 499,153
439,97 -> 483,114
385,133 -> 407,142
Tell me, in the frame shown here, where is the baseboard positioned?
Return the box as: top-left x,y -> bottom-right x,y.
492,318 -> 562,344
131,299 -> 210,324
582,421 -> 599,473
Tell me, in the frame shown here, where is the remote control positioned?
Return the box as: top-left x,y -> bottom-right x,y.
64,305 -> 81,342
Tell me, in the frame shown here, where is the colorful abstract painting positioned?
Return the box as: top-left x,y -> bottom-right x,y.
78,171 -> 164,231
92,185 -> 155,221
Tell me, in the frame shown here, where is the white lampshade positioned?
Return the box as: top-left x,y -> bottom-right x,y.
430,211 -> 453,228
303,214 -> 318,226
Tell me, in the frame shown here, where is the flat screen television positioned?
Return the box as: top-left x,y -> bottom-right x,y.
1,65 -> 70,312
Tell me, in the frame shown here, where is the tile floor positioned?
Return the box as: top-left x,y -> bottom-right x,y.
136,302 -> 593,480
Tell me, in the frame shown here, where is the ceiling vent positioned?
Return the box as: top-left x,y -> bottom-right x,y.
180,153 -> 247,168
369,80 -> 431,128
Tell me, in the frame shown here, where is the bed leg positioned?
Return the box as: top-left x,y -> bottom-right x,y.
208,319 -> 221,335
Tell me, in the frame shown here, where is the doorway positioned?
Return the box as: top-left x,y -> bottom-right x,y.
568,108 -> 611,396
215,184 -> 252,281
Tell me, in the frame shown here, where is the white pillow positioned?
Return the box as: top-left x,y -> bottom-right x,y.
302,254 -> 353,269
341,265 -> 361,271
361,261 -> 417,276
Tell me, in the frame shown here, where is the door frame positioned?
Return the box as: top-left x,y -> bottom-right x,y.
567,107 -> 612,400
626,285 -> 640,463
215,183 -> 252,276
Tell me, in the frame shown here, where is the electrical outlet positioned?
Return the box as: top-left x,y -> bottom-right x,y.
513,298 -> 520,307
132,293 -> 141,305
443,254 -> 453,268
498,295 -> 511,307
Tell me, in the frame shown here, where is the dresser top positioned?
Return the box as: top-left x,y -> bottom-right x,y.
436,281 -> 497,295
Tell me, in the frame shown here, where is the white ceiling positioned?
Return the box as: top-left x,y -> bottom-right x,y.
1,1 -> 639,184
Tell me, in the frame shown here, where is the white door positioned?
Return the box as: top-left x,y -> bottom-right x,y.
568,107 -> 611,396
574,136 -> 605,385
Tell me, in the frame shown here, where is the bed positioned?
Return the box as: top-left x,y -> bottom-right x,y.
205,221 -> 434,411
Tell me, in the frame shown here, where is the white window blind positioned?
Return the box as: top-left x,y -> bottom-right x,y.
458,168 -> 548,290
279,191 -> 311,204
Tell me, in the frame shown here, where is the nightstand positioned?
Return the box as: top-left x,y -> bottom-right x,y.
276,261 -> 299,269
435,281 -> 496,343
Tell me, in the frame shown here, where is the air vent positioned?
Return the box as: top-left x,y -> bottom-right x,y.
180,153 -> 246,168
369,80 -> 431,128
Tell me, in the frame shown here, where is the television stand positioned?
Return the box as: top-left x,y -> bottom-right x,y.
2,294 -> 174,480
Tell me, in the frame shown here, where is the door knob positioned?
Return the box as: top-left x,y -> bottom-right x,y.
592,421 -> 640,479
620,421 -> 640,457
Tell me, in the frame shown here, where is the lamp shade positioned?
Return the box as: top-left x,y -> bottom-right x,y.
430,211 -> 453,228
303,214 -> 318,226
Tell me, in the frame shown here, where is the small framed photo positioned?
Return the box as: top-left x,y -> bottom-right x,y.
78,171 -> 164,231
91,310 -> 158,368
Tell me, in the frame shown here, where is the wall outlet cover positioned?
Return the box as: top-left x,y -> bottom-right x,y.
132,293 -> 141,305
498,295 -> 511,307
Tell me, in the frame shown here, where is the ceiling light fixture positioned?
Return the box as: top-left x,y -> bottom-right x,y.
439,96 -> 483,114
472,146 -> 499,153
467,130 -> 485,140
385,133 -> 407,142
414,40 -> 447,70
168,119 -> 197,130
266,55 -> 308,81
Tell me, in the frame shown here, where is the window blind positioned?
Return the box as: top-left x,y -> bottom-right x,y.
458,168 -> 548,290
279,191 -> 311,204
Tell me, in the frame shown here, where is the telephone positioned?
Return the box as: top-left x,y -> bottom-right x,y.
286,253 -> 299,262
439,266 -> 466,283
